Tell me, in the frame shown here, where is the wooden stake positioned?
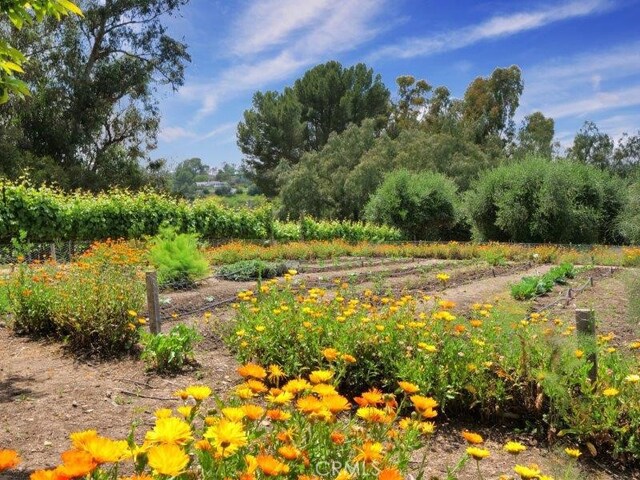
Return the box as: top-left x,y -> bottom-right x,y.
146,271 -> 161,334
576,309 -> 597,383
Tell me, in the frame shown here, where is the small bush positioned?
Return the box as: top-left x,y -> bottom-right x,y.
216,260 -> 289,281
510,262 -> 575,300
148,228 -> 210,288
140,324 -> 201,372
364,169 -> 461,240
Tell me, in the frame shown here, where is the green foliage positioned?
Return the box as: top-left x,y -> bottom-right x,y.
466,157 -> 627,243
364,170 -> 461,240
619,181 -> 640,244
216,260 -> 288,282
148,228 -> 209,288
510,263 -> 575,300
171,158 -> 209,199
238,61 -> 390,195
140,324 -> 201,372
7,256 -> 144,355
1,0 -> 82,103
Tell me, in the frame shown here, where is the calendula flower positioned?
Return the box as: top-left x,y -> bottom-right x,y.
147,444 -> 190,477
282,378 -> 312,394
185,385 -> 212,401
342,354 -> 357,363
466,447 -> 490,460
603,387 -> 620,397
398,381 -> 420,394
514,464 -> 541,479
297,395 -> 324,414
278,445 -> 301,460
330,431 -> 346,445
353,441 -> 384,464
145,417 -> 193,446
504,441 -> 527,454
410,394 -> 438,412
378,467 -> 403,480
256,454 -> 290,476
266,409 -> 292,421
242,404 -> 265,420
574,349 -> 584,359
266,390 -> 295,405
565,448 -> 581,458
238,363 -> 267,379
461,431 -> 483,444
312,383 -> 338,396
357,407 -> 390,423
268,365 -> 285,383
81,436 -> 130,464
322,348 -> 340,361
154,408 -> 172,419
29,470 -> 63,480
58,450 -> 96,478
204,419 -> 248,457
69,430 -> 99,450
0,450 -> 20,471
222,407 -> 246,422
322,394 -> 350,414
625,374 -> 640,383
308,370 -> 334,384
246,379 -> 269,393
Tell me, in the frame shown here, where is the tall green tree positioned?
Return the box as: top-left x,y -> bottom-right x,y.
171,157 -> 208,198
0,0 -> 190,190
462,65 -> 524,149
568,121 -> 614,169
515,112 -> 555,158
238,61 -> 390,196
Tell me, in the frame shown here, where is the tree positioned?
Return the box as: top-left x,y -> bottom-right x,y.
364,169 -> 460,241
462,65 -> 524,148
171,157 -> 208,198
612,131 -> 640,176
515,112 -> 555,158
0,0 -> 190,190
392,75 -> 431,131
238,61 -> 390,195
568,121 -> 614,169
1,0 -> 82,103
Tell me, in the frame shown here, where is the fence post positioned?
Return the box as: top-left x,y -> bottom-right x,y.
50,243 -> 57,262
146,270 -> 161,334
575,309 -> 597,383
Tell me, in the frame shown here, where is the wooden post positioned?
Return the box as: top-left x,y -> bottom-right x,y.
589,276 -> 594,287
50,243 -> 57,262
576,309 -> 597,383
146,270 -> 161,334
68,240 -> 75,261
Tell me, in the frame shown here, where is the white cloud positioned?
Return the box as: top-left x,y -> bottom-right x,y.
371,0 -> 612,60
541,85 -> 640,119
229,0 -> 333,56
202,122 -> 236,140
159,126 -> 197,142
180,0 -> 388,120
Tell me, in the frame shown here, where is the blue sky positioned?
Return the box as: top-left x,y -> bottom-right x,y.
155,0 -> 640,169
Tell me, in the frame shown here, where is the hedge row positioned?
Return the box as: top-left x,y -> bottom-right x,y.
0,182 -> 401,242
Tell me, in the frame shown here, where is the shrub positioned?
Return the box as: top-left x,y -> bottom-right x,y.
510,262 -> 575,300
7,258 -> 145,354
619,181 -> 640,244
466,157 -> 627,243
216,260 -> 289,282
364,169 -> 460,240
147,228 -> 210,288
140,324 -> 201,372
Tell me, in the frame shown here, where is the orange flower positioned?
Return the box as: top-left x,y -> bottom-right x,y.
322,348 -> 340,361
238,363 -> 267,379
353,441 -> 383,464
398,381 -> 420,394
322,395 -> 350,414
462,431 -> 484,444
242,404 -> 265,420
0,450 -> 20,471
256,454 -> 290,476
58,450 -> 96,477
29,469 -> 67,480
278,445 -> 301,460
267,409 -> 292,421
410,395 -> 438,412
355,388 -> 384,406
378,467 -> 403,480
330,431 -> 346,445
297,396 -> 324,414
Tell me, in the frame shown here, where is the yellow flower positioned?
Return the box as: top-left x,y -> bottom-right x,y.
357,407 -> 390,423
177,406 -> 194,419
145,417 -> 193,445
574,349 -> 584,359
256,454 -> 290,476
268,364 -> 286,383
204,419 -> 248,457
309,370 -> 334,384
185,385 -> 212,401
466,447 -> 490,460
238,363 -> 267,379
242,404 -> 265,420
312,383 -> 338,396
282,378 -> 312,394
353,441 -> 384,464
565,447 -> 581,458
322,394 -> 350,414
410,395 -> 438,412
127,310 -> 137,317
147,444 -> 189,476
70,430 -> 99,450
503,441 -> 527,454
603,387 -> 620,397
222,407 -> 246,422
323,348 -> 340,361
514,464 -> 541,479
625,374 -> 640,383
81,436 -> 130,464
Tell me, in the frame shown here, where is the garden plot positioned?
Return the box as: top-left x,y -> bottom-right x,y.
2,260 -> 640,479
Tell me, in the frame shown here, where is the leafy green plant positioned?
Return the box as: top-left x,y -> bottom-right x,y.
511,262 -> 575,300
216,259 -> 289,281
140,324 -> 201,372
148,228 -> 210,288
